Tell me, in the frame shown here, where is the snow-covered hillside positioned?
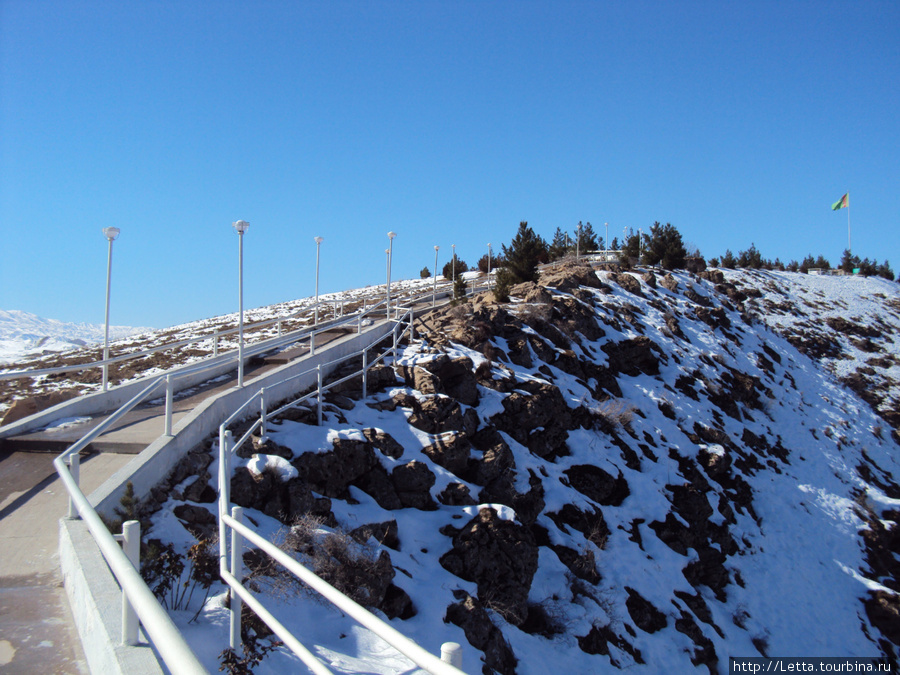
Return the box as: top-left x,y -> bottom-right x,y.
0,309 -> 152,364
138,264 -> 899,674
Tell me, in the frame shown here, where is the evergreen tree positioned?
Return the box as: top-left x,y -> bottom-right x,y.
610,237 -> 620,251
708,257 -> 720,268
814,255 -> 831,270
800,255 -> 815,273
787,260 -> 799,272
501,221 -> 546,283
721,249 -> 737,269
419,266 -> 430,279
643,222 -> 686,269
877,260 -> 894,281
621,232 -> 641,264
737,243 -> 763,269
839,249 -> 858,273
549,227 -> 569,260
442,255 -> 468,279
575,221 -> 600,254
453,274 -> 468,301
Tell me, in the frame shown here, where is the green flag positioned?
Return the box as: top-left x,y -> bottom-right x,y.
832,193 -> 848,210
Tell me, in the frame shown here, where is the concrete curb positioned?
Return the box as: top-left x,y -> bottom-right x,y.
59,518 -> 165,675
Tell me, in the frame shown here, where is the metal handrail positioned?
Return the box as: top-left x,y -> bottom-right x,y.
216,309 -> 465,673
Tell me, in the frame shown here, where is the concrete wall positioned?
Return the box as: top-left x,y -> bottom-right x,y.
59,519 -> 165,675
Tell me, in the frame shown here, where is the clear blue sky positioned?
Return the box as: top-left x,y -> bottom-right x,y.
2,0 -> 898,328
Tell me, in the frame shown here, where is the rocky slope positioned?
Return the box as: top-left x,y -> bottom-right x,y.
149,263 -> 899,674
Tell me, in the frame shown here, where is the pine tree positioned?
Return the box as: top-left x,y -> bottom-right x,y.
721,249 -> 737,269
575,221 -> 599,254
644,222 -> 686,269
442,255 -> 468,279
549,227 -> 569,260
501,221 -> 547,283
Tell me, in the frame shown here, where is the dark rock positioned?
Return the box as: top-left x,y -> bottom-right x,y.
173,503 -> 217,539
294,437 -> 378,499
407,396 -> 466,434
602,337 -> 661,376
354,464 -> 403,510
380,583 -> 416,620
422,432 -> 471,475
438,482 -> 477,506
444,594 -> 518,675
183,474 -> 216,504
564,465 -> 630,506
439,507 -> 539,626
865,590 -> 900,645
349,520 -> 400,550
539,262 -> 603,294
391,461 -> 437,510
577,624 -> 644,664
625,587 -> 668,633
478,470 -> 546,526
362,428 -> 404,459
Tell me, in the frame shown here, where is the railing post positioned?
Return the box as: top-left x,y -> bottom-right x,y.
120,520 -> 141,646
214,333 -> 219,357
316,365 -> 323,426
277,320 -> 282,336
441,642 -> 462,669
230,506 -> 244,653
310,332 -> 316,356
259,387 -> 268,443
67,452 -> 80,519
362,349 -> 368,400
392,324 -> 398,363
164,374 -> 174,436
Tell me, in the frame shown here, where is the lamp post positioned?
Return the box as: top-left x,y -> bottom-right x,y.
101,226 -> 120,392
451,243 -> 456,283
576,222 -> 582,260
233,220 -> 250,387
386,231 -> 396,319
604,222 -> 609,262
487,243 -> 492,289
433,245 -> 440,307
314,236 -> 323,325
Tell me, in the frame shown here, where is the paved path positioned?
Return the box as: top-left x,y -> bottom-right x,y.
0,321 -> 378,673
0,450 -> 133,674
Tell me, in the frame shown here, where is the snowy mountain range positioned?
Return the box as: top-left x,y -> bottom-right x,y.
0,309 -> 152,365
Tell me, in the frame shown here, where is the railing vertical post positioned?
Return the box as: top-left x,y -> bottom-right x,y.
219,429 -> 233,570
164,374 -> 174,436
259,387 -> 268,443
230,506 -> 244,653
316,365 -> 323,426
362,349 -> 368,400
277,320 -> 282,336
310,332 -> 316,356
121,520 -> 141,646
392,324 -> 398,363
214,333 -> 219,357
441,642 -> 463,669
67,452 -> 80,519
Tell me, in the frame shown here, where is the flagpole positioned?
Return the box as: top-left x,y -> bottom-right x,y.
847,190 -> 851,255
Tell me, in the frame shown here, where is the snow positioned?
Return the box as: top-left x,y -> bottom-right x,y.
15,267 -> 900,672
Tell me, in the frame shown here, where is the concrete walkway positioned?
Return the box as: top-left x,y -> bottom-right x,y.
0,450 -> 133,674
0,321 -> 378,673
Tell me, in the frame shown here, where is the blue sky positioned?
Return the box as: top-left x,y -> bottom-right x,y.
2,1 -> 898,329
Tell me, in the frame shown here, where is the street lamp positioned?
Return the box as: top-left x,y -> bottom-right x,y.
451,244 -> 456,284
314,236 -> 323,325
233,220 -> 250,387
605,222 -> 609,262
386,231 -> 396,319
433,245 -> 440,307
576,222 -> 582,260
101,226 -> 120,392
487,243 -> 492,289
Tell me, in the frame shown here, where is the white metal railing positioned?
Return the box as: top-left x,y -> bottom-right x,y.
54,374 -> 207,674
47,278 -> 491,673
216,309 -> 465,674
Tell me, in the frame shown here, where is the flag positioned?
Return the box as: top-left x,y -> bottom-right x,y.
832,193 -> 849,210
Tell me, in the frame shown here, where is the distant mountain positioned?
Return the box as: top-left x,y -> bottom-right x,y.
0,309 -> 152,365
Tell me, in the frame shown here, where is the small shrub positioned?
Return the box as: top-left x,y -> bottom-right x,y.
419,266 -> 430,279
141,537 -> 218,620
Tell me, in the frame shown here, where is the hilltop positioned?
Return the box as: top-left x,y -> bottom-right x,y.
120,262 -> 899,674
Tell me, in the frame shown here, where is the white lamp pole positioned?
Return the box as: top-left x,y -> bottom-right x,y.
101,226 -> 120,392
233,220 -> 250,387
451,243 -> 456,284
576,222 -> 582,260
314,236 -> 323,325
487,243 -> 492,289
387,231 -> 396,319
433,245 -> 440,307
605,222 -> 609,261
